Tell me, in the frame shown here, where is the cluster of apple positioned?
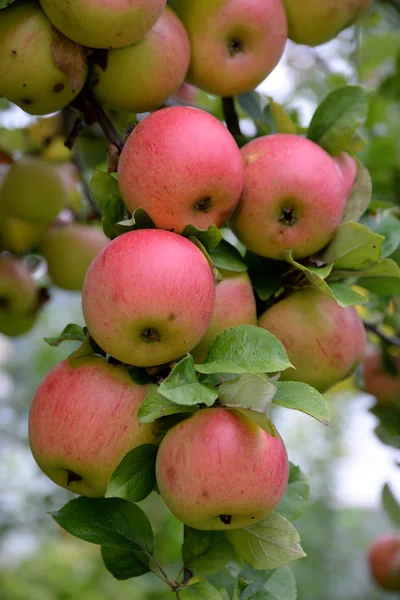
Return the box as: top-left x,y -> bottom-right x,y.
0,0 -> 371,117
0,156 -> 108,335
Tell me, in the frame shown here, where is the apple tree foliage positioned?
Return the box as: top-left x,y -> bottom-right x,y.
1,1 -> 400,599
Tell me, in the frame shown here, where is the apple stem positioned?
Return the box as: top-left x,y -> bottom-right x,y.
363,321 -> 400,348
222,97 -> 242,137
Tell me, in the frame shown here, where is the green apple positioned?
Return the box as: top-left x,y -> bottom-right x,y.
0,1 -> 87,115
156,407 -> 288,530
29,355 -> 159,497
258,288 -> 366,392
0,256 -> 39,337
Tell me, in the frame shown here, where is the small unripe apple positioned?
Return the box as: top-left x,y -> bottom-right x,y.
1,158 -> 67,223
368,533 -> 400,591
82,229 -> 216,367
118,107 -> 244,233
41,224 -> 109,291
0,216 -> 50,254
169,0 -> 288,96
362,347 -> 400,407
0,1 -> 87,115
39,0 -> 166,49
156,407 -> 288,530
191,270 -> 257,363
0,256 -> 39,337
91,7 -> 190,114
231,134 -> 346,260
29,356 -> 159,497
282,0 -> 372,47
258,288 -> 366,392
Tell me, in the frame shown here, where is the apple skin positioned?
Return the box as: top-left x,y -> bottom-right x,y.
282,0 -> 371,46
333,152 -> 358,200
118,107 -> 244,233
91,7 -> 190,114
82,229 -> 216,367
362,347 -> 400,407
0,1 -> 87,116
0,256 -> 38,337
41,224 -> 109,291
258,288 -> 366,392
191,270 -> 257,363
29,355 -> 159,497
169,0 -> 288,96
1,158 -> 67,223
0,216 -> 50,254
368,533 -> 400,591
231,134 -> 346,260
39,0 -> 166,49
156,407 -> 289,530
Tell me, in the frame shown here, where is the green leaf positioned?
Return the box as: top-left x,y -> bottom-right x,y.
220,590 -> 231,600
341,159 -> 372,223
241,566 -> 297,600
182,529 -> 234,576
307,86 -> 370,155
0,0 -> 18,8
101,546 -> 151,580
322,221 -> 384,270
209,240 -> 247,272
327,283 -> 368,308
195,326 -> 291,375
358,277 -> 400,297
106,444 -> 158,503
382,483 -> 400,527
283,251 -> 333,296
276,464 -> 310,522
138,385 -> 196,424
43,323 -> 86,346
246,252 -> 288,301
267,98 -> 298,134
182,224 -> 223,250
361,214 -> 400,259
102,195 -> 127,239
353,258 -> 400,279
180,578 -> 225,600
225,513 -> 306,570
218,374 -> 277,414
115,208 -> 156,234
90,170 -> 120,212
51,497 -> 154,553
272,381 -> 331,425
158,355 -> 218,407
238,92 -> 263,121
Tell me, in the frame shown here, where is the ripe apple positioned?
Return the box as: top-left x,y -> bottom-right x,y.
118,107 -> 244,233
91,7 -> 190,114
362,347 -> 400,407
282,0 -> 372,46
231,134 -> 346,260
82,229 -> 216,367
156,407 -> 288,530
334,152 -> 357,200
0,1 -> 87,115
368,533 -> 400,591
29,355 -> 159,497
258,288 -> 366,392
0,158 -> 67,223
39,0 -> 166,49
41,224 -> 109,291
0,256 -> 39,337
169,0 -> 288,96
191,270 -> 257,363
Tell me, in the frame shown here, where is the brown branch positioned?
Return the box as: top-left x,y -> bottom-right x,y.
222,97 -> 241,137
85,88 -> 124,152
363,321 -> 400,348
182,525 -> 193,584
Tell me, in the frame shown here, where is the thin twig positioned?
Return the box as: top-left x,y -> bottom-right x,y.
85,88 -> 124,152
222,97 -> 241,137
182,525 -> 193,584
363,321 -> 400,348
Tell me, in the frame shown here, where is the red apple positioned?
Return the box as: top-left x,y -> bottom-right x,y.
363,347 -> 400,407
82,229 -> 216,367
334,152 -> 357,200
169,0 -> 288,96
91,7 -> 190,114
29,355 -> 158,497
368,533 -> 400,591
258,288 -> 366,392
156,407 -> 289,530
191,270 -> 257,363
118,107 -> 244,233
231,134 -> 346,260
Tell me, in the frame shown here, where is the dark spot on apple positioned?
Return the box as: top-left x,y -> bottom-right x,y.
53,83 -> 64,93
202,489 -> 209,498
23,84 -> 27,88
66,470 -> 82,486
0,297 -> 10,310
22,98 -> 33,105
278,206 -> 298,227
220,514 -> 232,525
194,196 -> 212,213
10,50 -> 17,57
141,327 -> 161,343
168,313 -> 175,321
228,36 -> 244,56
